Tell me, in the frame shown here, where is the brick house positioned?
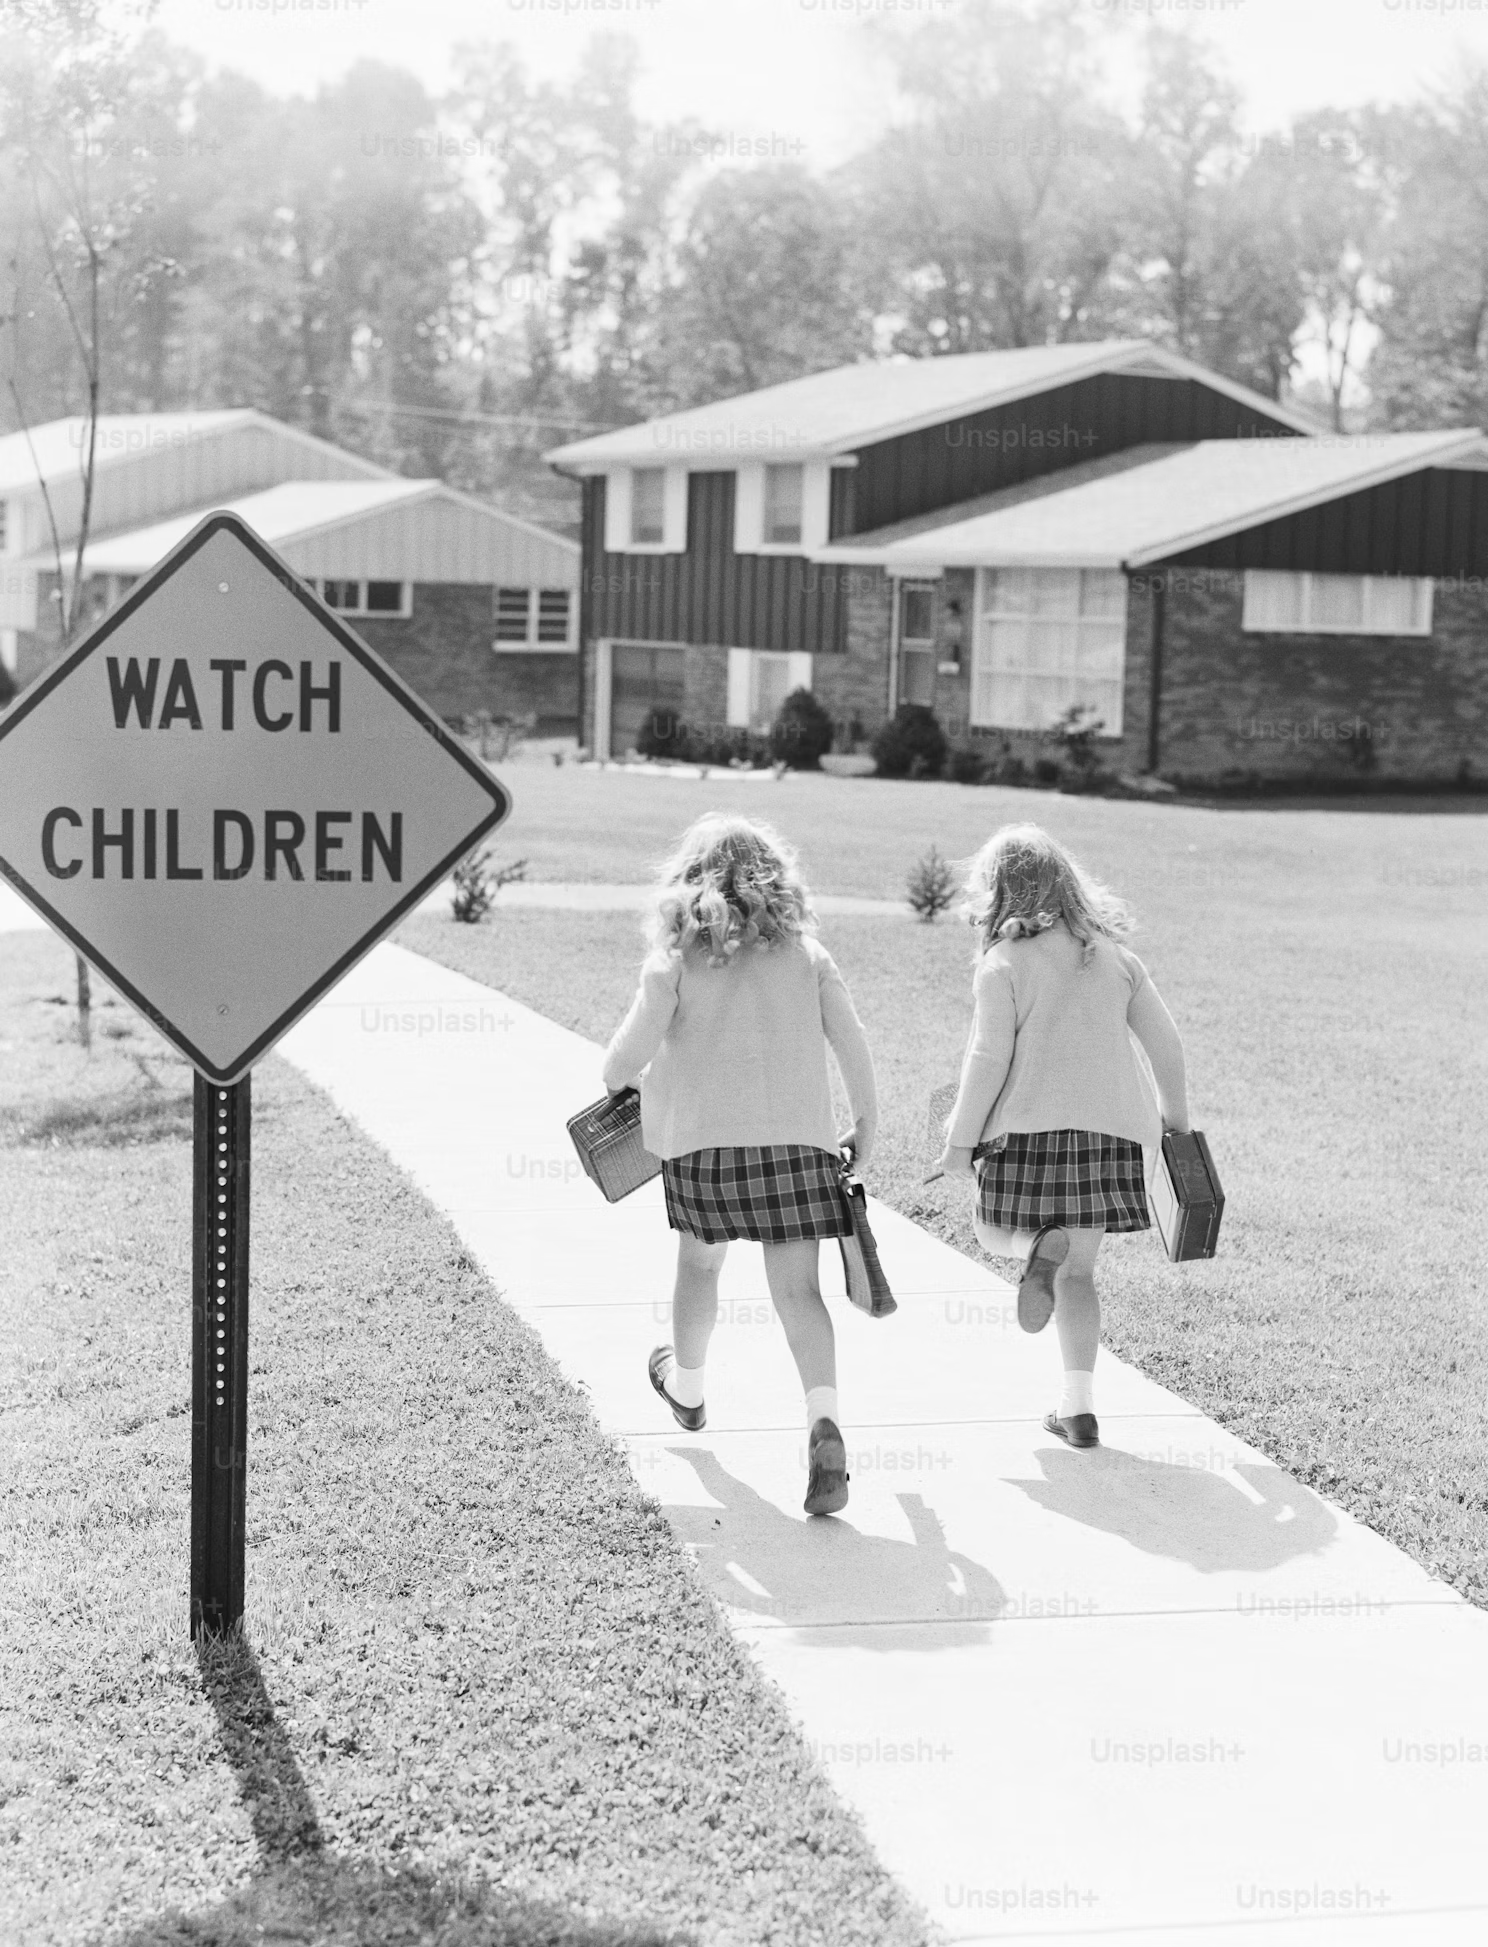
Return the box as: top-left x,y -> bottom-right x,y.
547,343 -> 1488,785
0,412 -> 580,733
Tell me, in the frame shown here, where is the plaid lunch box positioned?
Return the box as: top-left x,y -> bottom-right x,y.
839,1164 -> 897,1318
566,1088 -> 662,1203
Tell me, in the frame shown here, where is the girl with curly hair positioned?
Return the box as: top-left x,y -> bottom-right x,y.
603,813 -> 877,1515
933,823 -> 1191,1451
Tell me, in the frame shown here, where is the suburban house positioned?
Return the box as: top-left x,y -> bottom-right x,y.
547,342 -> 1488,785
0,411 -> 580,733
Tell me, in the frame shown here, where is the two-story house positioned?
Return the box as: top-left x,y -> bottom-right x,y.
548,342 -> 1488,786
0,411 -> 580,734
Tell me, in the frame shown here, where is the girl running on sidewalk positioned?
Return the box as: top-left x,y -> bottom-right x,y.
933,824 -> 1190,1451
603,813 -> 878,1516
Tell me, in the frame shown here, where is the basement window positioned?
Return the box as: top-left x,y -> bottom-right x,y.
971,568 -> 1126,736
1242,571 -> 1433,636
317,578 -> 410,618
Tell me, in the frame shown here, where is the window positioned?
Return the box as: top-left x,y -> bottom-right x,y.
972,568 -> 1126,735
536,589 -> 571,643
898,580 -> 937,709
316,578 -> 409,618
763,464 -> 804,545
493,587 -> 574,652
726,648 -> 813,731
1242,571 -> 1432,637
630,468 -> 666,545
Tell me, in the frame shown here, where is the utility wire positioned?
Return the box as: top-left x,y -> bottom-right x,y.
335,398 -> 624,435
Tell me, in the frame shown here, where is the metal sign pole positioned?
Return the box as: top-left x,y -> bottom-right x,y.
191,1073 -> 250,1639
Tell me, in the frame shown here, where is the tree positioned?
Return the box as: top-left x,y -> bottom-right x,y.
847,0 -> 1131,352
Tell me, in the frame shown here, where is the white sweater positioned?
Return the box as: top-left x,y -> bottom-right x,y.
602,935 -> 878,1160
948,924 -> 1189,1151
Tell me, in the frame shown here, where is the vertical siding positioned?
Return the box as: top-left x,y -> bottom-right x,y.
1159,469 -> 1488,575
581,471 -> 847,654
847,374 -> 1306,533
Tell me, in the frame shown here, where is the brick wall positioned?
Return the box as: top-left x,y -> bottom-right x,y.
815,568 -> 893,745
1152,569 -> 1488,785
345,584 -> 578,734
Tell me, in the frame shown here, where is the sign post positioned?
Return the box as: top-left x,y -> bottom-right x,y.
0,511 -> 511,1636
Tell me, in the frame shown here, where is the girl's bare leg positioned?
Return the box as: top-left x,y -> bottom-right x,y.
761,1239 -> 836,1395
672,1233 -> 726,1371
1053,1227 -> 1105,1373
973,1214 -> 1039,1259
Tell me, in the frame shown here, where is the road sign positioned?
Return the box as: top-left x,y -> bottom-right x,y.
0,509 -> 512,1638
0,510 -> 510,1082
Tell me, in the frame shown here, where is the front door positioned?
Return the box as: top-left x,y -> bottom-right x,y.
610,642 -> 686,757
899,581 -> 937,708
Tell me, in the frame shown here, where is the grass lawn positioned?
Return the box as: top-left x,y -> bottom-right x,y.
0,929 -> 932,1947
401,764 -> 1488,1608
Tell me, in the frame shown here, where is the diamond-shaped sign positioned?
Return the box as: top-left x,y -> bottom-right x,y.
0,511 -> 510,1081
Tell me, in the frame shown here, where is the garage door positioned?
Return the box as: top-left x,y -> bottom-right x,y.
609,642 -> 686,758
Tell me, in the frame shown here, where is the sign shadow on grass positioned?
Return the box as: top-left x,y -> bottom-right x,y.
1005,1450 -> 1338,1574
110,1635 -> 683,1947
662,1446 -> 1006,1648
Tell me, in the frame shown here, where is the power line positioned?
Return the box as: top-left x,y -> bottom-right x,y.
335,398 -> 623,436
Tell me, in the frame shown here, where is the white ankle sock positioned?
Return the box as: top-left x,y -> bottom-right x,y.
669,1362 -> 705,1409
1059,1370 -> 1095,1418
804,1385 -> 839,1432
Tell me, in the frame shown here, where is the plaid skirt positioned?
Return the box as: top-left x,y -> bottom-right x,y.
663,1145 -> 852,1244
976,1128 -> 1150,1234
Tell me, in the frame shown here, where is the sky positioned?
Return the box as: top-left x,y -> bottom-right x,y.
137,0 -> 1488,167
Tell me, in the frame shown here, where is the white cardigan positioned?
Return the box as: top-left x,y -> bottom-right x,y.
602,935 -> 878,1160
948,924 -> 1189,1151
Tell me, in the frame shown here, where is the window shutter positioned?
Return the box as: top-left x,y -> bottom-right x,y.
603,472 -> 631,554
662,467 -> 689,552
733,465 -> 764,554
800,463 -> 831,551
726,649 -> 753,727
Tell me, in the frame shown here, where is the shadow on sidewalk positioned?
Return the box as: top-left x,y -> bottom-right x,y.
109,1636 -> 681,1947
664,1447 -> 1006,1648
1006,1449 -> 1337,1574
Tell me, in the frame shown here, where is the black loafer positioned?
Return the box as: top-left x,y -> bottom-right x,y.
1043,1408 -> 1099,1450
1017,1224 -> 1068,1333
804,1416 -> 849,1516
648,1345 -> 705,1432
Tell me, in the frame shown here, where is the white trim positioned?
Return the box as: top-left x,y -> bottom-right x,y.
0,626 -> 16,672
726,648 -> 752,727
603,470 -> 631,553
733,464 -> 764,553
593,638 -> 614,757
1241,569 -> 1434,637
887,574 -> 902,715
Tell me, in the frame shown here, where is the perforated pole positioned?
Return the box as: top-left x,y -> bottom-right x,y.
191,1074 -> 250,1638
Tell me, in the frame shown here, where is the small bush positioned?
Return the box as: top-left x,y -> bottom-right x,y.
871,704 -> 948,780
451,848 -> 528,923
637,706 -> 687,760
946,745 -> 989,785
770,688 -> 835,769
687,724 -> 772,768
906,844 -> 957,922
1031,757 -> 1061,787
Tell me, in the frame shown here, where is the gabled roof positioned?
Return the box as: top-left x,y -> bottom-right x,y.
0,410 -> 392,495
544,341 -> 1320,472
74,479 -> 433,573
56,477 -> 578,586
814,431 -> 1488,571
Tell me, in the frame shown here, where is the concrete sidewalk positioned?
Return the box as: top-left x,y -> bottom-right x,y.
277,942 -> 1488,1946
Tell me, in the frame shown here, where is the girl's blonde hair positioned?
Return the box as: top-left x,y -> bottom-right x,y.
650,814 -> 815,966
963,823 -> 1131,962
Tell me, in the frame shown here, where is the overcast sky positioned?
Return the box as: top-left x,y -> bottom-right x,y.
142,0 -> 1488,163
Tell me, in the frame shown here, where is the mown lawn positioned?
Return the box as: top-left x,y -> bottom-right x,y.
402,766 -> 1488,1608
0,929 -> 931,1947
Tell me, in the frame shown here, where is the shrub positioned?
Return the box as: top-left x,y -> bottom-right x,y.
946,745 -> 989,785
770,687 -> 835,769
686,724 -> 772,768
1031,756 -> 1061,787
871,704 -> 948,780
451,848 -> 528,923
906,844 -> 957,922
637,705 -> 687,760
1047,704 -> 1106,779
